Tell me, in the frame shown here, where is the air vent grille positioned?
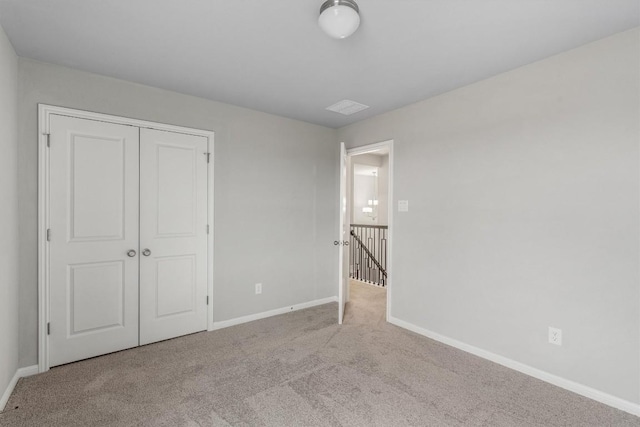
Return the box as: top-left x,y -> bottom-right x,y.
326,99 -> 370,116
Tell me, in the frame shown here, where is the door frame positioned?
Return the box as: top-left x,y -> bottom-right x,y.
38,104 -> 215,372
338,139 -> 394,322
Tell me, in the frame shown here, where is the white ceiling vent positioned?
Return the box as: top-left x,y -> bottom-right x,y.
326,99 -> 370,116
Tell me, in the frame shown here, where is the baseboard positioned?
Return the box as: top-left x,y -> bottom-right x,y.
387,316 -> 640,417
211,296 -> 338,331
0,365 -> 38,412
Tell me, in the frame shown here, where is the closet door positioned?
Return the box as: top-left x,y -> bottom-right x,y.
139,128 -> 208,345
48,115 -> 140,367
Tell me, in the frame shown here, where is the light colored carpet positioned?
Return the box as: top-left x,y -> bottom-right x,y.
343,279 -> 387,327
1,282 -> 637,426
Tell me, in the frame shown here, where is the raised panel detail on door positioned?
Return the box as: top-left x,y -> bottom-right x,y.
155,255 -> 196,317
49,114 -> 139,367
156,144 -> 197,237
69,134 -> 125,241
69,261 -> 124,335
139,128 -> 208,345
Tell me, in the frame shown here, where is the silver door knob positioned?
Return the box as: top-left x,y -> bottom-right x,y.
142,248 -> 152,257
127,250 -> 136,257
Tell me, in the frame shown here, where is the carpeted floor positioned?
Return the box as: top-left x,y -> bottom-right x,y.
1,281 -> 637,426
344,280 -> 387,327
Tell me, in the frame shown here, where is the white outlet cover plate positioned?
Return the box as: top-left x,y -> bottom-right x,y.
255,283 -> 262,294
548,327 -> 562,346
398,200 -> 409,212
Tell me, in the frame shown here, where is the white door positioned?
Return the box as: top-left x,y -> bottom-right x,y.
49,115 -> 140,367
139,128 -> 209,345
338,143 -> 349,324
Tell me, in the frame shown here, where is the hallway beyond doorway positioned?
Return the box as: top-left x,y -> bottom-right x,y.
344,279 -> 386,326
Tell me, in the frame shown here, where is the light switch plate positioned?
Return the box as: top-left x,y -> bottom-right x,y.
398,200 -> 409,212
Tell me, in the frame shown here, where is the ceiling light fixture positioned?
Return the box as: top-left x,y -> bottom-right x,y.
318,0 -> 360,39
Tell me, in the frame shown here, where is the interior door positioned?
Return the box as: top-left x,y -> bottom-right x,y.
338,142 -> 349,324
48,115 -> 140,367
139,128 -> 209,345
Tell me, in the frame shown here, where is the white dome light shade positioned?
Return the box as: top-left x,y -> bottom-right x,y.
319,0 -> 360,39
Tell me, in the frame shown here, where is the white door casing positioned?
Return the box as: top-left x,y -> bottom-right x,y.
139,128 -> 209,345
48,115 -> 140,367
338,140 -> 394,325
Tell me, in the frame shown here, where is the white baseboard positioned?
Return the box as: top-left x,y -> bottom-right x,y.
387,316 -> 640,417
0,365 -> 38,411
211,296 -> 338,331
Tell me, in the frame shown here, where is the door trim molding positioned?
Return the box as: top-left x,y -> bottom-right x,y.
341,139 -> 394,322
38,104 -> 215,372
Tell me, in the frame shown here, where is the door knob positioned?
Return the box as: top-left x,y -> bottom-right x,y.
127,250 -> 136,257
142,248 -> 152,257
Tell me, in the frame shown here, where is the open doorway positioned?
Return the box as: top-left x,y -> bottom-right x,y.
338,140 -> 393,325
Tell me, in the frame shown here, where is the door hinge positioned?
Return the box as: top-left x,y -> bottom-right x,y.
204,152 -> 211,163
45,133 -> 50,148
206,296 -> 209,305
46,229 -> 51,242
47,322 -> 50,335
206,224 -> 210,234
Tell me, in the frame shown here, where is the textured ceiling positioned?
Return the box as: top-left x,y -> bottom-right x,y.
0,0 -> 638,128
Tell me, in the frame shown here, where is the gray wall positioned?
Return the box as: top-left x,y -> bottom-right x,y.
338,28 -> 640,404
18,59 -> 338,367
0,24 -> 19,400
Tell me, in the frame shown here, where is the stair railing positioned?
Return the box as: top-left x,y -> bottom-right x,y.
349,224 -> 387,286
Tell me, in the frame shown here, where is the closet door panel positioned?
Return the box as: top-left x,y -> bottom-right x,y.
139,128 -> 208,345
48,115 -> 140,367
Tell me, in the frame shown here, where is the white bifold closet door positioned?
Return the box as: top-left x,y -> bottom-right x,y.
49,115 -> 141,367
139,128 -> 208,345
48,115 -> 208,367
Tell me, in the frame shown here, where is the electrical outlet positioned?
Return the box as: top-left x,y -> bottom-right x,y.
255,283 -> 262,295
548,327 -> 562,346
